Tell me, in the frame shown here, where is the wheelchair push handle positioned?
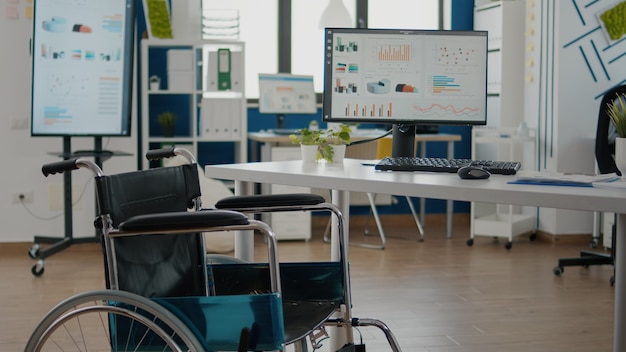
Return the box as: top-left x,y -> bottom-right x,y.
146,147 -> 176,160
42,158 -> 104,177
146,147 -> 197,164
42,159 -> 80,176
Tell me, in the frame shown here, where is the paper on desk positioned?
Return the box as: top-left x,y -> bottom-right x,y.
592,178 -> 626,190
508,170 -> 620,187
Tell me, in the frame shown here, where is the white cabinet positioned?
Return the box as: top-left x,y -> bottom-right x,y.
140,39 -> 246,169
470,127 -> 537,248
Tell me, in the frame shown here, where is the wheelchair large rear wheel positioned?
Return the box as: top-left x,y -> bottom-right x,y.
25,289 -> 205,352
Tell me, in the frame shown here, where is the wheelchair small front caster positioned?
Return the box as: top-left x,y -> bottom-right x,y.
553,266 -> 564,276
31,260 -> 45,277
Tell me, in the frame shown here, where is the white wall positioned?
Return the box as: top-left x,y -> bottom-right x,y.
524,0 -> 626,235
1,4 -> 137,243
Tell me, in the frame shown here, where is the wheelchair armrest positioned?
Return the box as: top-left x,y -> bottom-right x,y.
118,209 -> 249,232
215,193 -> 325,210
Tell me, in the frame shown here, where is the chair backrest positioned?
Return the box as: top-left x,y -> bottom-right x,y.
94,164 -> 206,297
596,84 -> 626,175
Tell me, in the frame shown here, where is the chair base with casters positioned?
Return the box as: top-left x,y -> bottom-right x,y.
553,84 -> 626,286
553,215 -> 616,286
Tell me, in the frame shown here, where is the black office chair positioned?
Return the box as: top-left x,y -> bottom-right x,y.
552,84 -> 626,285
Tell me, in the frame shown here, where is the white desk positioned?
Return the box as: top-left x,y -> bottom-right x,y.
248,131 -> 462,238
206,158 -> 626,351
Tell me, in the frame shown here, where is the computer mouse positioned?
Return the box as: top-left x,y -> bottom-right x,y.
457,166 -> 491,180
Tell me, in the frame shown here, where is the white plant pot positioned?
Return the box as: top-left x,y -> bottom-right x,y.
300,144 -> 319,163
330,144 -> 346,163
615,137 -> 626,178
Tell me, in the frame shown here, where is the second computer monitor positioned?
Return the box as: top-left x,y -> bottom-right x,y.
258,73 -> 317,129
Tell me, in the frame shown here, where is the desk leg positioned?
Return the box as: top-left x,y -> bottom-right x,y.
234,180 -> 254,262
615,214 -> 626,351
446,141 -> 455,239
330,189 -> 351,351
419,143 -> 427,228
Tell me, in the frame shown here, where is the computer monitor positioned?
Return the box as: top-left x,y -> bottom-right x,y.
258,73 -> 317,129
323,28 -> 488,157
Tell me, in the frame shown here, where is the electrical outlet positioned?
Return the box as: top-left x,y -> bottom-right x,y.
13,192 -> 34,204
10,117 -> 29,130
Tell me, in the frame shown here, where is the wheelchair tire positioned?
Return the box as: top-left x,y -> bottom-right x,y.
24,289 -> 205,352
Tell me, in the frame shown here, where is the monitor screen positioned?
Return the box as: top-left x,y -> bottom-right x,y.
258,73 -> 317,114
323,28 -> 488,156
30,0 -> 135,137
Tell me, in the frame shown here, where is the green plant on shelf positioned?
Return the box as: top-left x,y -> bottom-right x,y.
157,111 -> 177,137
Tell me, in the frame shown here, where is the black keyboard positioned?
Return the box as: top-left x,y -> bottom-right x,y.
374,157 -> 521,175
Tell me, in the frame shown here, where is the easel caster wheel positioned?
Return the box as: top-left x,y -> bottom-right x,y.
32,260 -> 45,277
466,239 -> 474,246
28,244 -> 40,259
553,266 -> 563,276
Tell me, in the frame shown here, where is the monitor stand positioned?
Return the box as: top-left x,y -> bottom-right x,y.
29,136 -> 130,276
275,114 -> 286,129
391,124 -> 416,157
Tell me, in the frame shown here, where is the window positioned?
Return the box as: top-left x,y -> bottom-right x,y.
291,0 -> 357,93
202,0 -> 278,98
201,0 -> 440,97
291,0 -> 440,93
368,0 -> 439,29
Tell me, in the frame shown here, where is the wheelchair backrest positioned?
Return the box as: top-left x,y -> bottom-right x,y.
94,164 -> 206,298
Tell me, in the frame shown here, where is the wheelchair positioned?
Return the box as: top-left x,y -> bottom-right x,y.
25,147 -> 402,352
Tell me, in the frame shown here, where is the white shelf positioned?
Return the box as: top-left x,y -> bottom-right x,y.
473,213 -> 536,238
470,127 -> 537,246
140,39 -> 247,169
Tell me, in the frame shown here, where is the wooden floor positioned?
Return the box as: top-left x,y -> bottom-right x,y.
1,214 -> 616,352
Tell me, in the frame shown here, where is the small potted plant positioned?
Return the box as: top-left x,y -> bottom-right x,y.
149,75 -> 161,90
608,92 -> 626,138
320,124 -> 352,163
607,92 -> 626,176
289,127 -> 323,162
157,111 -> 177,137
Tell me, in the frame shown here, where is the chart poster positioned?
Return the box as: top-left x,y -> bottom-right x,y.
31,0 -> 134,136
